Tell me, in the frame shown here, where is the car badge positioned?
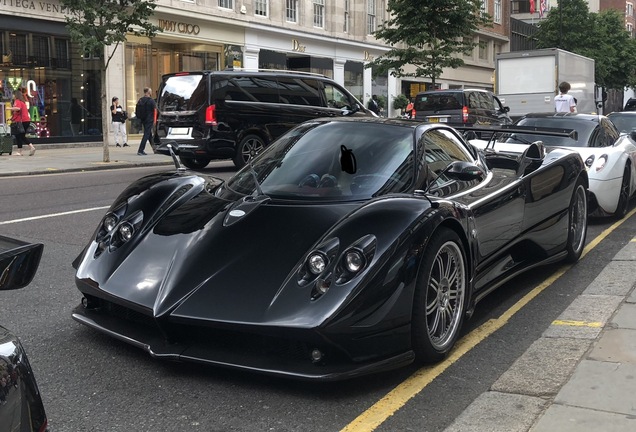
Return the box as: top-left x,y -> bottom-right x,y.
229,209 -> 246,217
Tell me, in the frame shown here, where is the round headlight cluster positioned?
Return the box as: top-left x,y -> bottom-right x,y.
308,253 -> 327,275
103,214 -> 118,232
118,222 -> 134,242
344,250 -> 365,273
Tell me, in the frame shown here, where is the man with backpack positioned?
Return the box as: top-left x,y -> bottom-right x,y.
135,87 -> 156,155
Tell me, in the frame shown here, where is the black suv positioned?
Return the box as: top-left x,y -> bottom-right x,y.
413,89 -> 511,127
154,69 -> 374,169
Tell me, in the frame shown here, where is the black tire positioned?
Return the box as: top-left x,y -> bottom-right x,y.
412,228 -> 468,363
233,134 -> 265,169
179,156 -> 211,170
614,165 -> 631,220
565,178 -> 588,263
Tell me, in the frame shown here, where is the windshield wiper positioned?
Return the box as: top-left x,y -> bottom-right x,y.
248,159 -> 266,197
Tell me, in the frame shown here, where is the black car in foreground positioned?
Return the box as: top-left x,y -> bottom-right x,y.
72,117 -> 588,381
0,236 -> 46,431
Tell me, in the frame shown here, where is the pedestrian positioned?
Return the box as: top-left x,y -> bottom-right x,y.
69,98 -> 84,136
405,98 -> 414,119
368,94 -> 381,116
135,87 -> 156,156
554,82 -> 576,113
9,89 -> 35,156
110,96 -> 128,147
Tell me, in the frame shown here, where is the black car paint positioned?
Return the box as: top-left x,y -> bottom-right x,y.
0,236 -> 47,432
72,118 -> 587,380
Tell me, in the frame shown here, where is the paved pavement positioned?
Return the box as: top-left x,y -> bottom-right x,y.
2,141 -> 635,431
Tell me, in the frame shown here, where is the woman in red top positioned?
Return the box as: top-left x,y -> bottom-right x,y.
9,89 -> 35,156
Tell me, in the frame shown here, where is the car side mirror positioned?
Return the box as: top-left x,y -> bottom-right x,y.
444,160 -> 484,181
0,237 -> 43,291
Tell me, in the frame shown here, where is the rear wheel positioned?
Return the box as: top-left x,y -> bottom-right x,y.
233,134 -> 265,169
179,156 -> 211,170
614,165 -> 631,219
565,178 -> 588,263
412,228 -> 467,363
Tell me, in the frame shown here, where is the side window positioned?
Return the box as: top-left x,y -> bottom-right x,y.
467,92 -> 479,109
223,76 -> 280,103
602,119 -> 620,146
277,77 -> 322,106
422,128 -> 477,192
479,92 -> 495,110
588,126 -> 603,148
323,82 -> 353,109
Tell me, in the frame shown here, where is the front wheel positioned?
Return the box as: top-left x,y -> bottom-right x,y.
614,165 -> 631,220
412,228 -> 468,363
233,134 -> 265,169
565,178 -> 588,263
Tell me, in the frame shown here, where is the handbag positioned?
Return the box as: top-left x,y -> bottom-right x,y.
11,122 -> 25,135
26,122 -> 36,134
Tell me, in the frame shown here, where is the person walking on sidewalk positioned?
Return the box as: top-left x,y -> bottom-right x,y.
9,90 -> 35,156
135,87 -> 156,156
110,96 -> 128,147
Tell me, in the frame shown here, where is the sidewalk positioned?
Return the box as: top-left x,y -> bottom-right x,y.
0,141 -> 173,177
444,236 -> 636,431
2,143 -> 635,431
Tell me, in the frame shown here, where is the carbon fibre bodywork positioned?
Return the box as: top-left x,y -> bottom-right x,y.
72,118 -> 588,381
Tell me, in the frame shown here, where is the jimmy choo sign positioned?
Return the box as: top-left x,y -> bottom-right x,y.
158,19 -> 201,35
0,0 -> 69,15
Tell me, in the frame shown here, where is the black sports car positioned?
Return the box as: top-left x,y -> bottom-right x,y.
0,235 -> 47,431
72,118 -> 588,381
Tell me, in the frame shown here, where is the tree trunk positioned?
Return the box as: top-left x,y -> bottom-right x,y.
101,65 -> 110,162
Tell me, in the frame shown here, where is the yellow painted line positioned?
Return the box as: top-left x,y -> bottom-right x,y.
341,206 -> 636,432
552,319 -> 603,328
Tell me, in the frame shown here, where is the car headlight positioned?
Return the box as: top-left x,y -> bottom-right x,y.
595,154 -> 608,172
118,222 -> 134,242
584,155 -> 595,169
335,235 -> 376,284
308,253 -> 328,275
103,214 -> 118,232
344,249 -> 365,273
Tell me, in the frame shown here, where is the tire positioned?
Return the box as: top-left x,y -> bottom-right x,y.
565,178 -> 588,263
614,165 -> 631,220
179,156 -> 211,170
233,134 -> 265,169
412,228 -> 468,363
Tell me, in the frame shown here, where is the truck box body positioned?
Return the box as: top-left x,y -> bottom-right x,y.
495,48 -> 595,118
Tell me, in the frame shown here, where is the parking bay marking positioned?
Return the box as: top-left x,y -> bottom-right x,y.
340,207 -> 636,432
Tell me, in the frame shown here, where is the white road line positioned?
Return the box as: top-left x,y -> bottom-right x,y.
0,206 -> 110,225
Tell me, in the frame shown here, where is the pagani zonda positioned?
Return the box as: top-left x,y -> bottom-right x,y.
72,117 -> 588,381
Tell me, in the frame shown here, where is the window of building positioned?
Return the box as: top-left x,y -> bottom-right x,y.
478,39 -> 488,60
218,0 -> 233,9
463,37 -> 473,59
480,0 -> 488,15
344,0 -> 350,32
368,0 -> 377,35
313,0 -> 325,28
494,0 -> 502,23
32,35 -> 50,67
628,22 -> 634,36
286,0 -> 298,22
627,3 -> 633,16
255,0 -> 268,17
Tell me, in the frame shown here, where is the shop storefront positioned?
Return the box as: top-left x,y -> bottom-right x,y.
0,13 -> 102,143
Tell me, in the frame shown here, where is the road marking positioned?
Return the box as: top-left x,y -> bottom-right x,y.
552,319 -> 603,328
0,206 -> 110,225
341,207 -> 636,432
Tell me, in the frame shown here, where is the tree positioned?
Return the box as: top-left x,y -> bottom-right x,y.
60,0 -> 160,162
367,0 -> 492,86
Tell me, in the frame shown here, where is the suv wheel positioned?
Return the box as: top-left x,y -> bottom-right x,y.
234,134 -> 266,169
179,156 -> 211,170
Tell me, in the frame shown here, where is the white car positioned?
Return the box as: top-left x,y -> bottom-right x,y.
468,113 -> 636,218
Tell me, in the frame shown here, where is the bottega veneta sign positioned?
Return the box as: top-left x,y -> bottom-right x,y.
0,0 -> 69,14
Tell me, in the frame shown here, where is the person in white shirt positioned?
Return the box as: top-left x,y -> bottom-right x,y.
554,82 -> 577,113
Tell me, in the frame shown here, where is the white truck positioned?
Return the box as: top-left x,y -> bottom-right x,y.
495,48 -> 596,119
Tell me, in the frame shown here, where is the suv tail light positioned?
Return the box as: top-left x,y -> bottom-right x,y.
462,106 -> 469,123
205,104 -> 217,126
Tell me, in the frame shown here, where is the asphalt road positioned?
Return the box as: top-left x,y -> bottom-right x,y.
0,165 -> 632,432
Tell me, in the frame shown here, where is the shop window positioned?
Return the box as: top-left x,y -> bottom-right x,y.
9,33 -> 27,66
286,0 -> 298,22
255,0 -> 268,17
32,35 -> 50,67
344,61 -> 363,101
218,0 -> 233,9
313,0 -> 325,28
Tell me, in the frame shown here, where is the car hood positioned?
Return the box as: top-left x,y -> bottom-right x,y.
75,172 -> 361,326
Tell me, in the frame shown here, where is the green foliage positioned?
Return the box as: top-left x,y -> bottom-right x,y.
60,0 -> 161,70
536,2 -> 636,90
393,94 -> 409,111
367,0 -> 492,85
377,95 -> 387,109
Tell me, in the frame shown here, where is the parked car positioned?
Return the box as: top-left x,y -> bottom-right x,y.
0,235 -> 47,431
505,113 -> 636,218
153,69 -> 374,170
607,111 -> 636,135
623,98 -> 636,111
413,89 -> 512,127
72,117 -> 587,381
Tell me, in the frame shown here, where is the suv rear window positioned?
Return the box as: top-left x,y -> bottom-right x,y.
159,74 -> 206,112
414,92 -> 463,112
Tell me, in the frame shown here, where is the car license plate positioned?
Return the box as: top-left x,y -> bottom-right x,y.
169,127 -> 190,136
428,118 -> 439,123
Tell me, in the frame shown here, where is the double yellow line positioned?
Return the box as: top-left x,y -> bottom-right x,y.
341,208 -> 635,432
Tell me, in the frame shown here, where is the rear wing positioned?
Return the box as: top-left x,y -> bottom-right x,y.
455,125 -> 578,152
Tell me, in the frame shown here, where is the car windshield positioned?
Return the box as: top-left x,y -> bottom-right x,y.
607,114 -> 636,134
508,117 -> 596,147
224,121 -> 415,201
